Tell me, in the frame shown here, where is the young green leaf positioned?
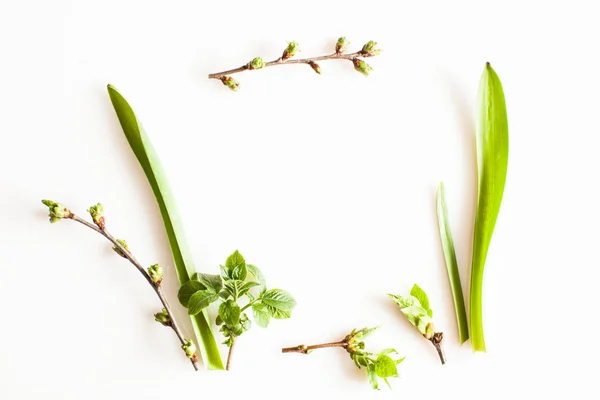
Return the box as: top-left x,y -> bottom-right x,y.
260,289 -> 296,319
436,182 -> 469,344
252,303 -> 270,328
225,250 -> 247,280
188,291 -> 219,315
471,63 -> 509,352
195,273 -> 223,294
387,294 -> 417,309
410,284 -> 432,317
218,300 -> 241,326
247,264 -> 266,292
107,85 -> 224,369
178,281 -> 206,307
374,355 -> 399,379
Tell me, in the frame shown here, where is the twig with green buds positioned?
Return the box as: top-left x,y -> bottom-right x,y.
283,327 -> 405,390
388,284 -> 446,365
209,38 -> 382,91
40,200 -> 200,371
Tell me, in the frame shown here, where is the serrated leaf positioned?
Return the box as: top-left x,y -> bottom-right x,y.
247,264 -> 266,292
218,300 -> 240,326
225,250 -> 246,280
195,273 -> 223,294
107,85 -> 224,370
260,289 -> 296,319
178,280 -> 206,307
188,291 -> 219,315
437,182 -> 469,344
471,63 -> 509,352
410,284 -> 432,317
252,303 -> 271,328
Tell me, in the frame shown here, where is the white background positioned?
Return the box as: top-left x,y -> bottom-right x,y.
1,0 -> 598,398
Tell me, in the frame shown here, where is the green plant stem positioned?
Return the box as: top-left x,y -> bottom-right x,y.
282,340 -> 347,354
226,336 -> 237,370
208,50 -> 377,80
69,214 -> 200,371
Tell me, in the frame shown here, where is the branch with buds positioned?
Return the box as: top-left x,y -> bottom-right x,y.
41,200 -> 200,371
209,37 -> 382,91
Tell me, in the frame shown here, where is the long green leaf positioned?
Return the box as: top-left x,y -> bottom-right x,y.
470,63 -> 509,352
436,182 -> 469,344
107,85 -> 225,369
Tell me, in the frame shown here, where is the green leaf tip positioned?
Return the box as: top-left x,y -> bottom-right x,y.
470,62 -> 509,352
436,182 -> 469,344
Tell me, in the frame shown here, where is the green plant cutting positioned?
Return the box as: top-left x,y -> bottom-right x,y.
178,250 -> 296,370
283,327 -> 405,390
107,85 -> 224,369
389,284 -> 446,364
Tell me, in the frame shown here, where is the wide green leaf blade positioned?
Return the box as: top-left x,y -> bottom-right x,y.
436,182 -> 469,344
107,85 -> 225,369
470,63 -> 509,352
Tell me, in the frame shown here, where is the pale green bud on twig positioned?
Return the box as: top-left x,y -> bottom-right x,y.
336,37 -> 349,54
308,61 -> 321,74
87,203 -> 105,229
353,59 -> 373,76
182,339 -> 197,359
154,308 -> 171,326
248,57 -> 266,70
220,76 -> 240,91
361,40 -> 382,56
148,264 -> 163,284
41,200 -> 72,223
282,41 -> 300,60
112,239 -> 129,258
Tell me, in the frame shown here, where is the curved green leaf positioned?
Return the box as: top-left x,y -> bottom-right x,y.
470,63 -> 509,352
436,183 -> 469,344
107,85 -> 224,369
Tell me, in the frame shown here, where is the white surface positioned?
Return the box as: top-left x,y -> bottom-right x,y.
1,0 -> 598,398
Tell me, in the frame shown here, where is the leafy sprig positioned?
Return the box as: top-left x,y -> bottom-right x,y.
282,327 -> 405,390
178,250 -> 296,369
389,284 -> 446,364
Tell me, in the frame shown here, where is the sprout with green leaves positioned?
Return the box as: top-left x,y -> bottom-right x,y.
178,250 -> 296,370
283,326 -> 405,390
389,284 -> 446,364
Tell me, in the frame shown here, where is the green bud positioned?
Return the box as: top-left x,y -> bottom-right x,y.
87,203 -> 105,229
353,59 -> 373,76
182,339 -> 197,359
154,308 -> 171,326
148,264 -> 163,284
336,37 -> 349,54
41,199 -> 72,223
308,61 -> 321,75
248,57 -> 266,70
112,239 -> 129,258
220,76 -> 240,91
361,40 -> 382,56
282,41 -> 300,60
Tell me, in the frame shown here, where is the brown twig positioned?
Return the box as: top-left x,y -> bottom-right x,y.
429,332 -> 446,365
226,336 -> 237,370
68,213 -> 200,371
208,51 -> 376,80
282,340 -> 347,354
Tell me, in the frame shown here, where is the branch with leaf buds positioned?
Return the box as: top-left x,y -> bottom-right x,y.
209,37 -> 382,91
283,327 -> 405,390
41,200 -> 200,371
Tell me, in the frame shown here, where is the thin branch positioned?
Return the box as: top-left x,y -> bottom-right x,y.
226,336 -> 237,370
429,332 -> 446,365
282,340 -> 347,354
69,214 -> 200,371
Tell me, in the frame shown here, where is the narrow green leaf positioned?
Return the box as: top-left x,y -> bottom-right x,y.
470,63 -> 509,352
410,284 -> 432,317
218,300 -> 241,326
436,182 -> 469,344
107,85 -> 224,369
367,365 -> 379,390
178,280 -> 205,307
252,303 -> 270,328
188,291 -> 219,315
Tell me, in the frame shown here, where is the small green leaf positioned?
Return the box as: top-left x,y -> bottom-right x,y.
378,348 -> 397,356
395,356 -> 406,365
188,291 -> 219,315
218,300 -> 241,326
240,313 -> 251,331
195,273 -> 223,294
367,365 -> 379,390
410,284 -> 432,317
252,303 -> 270,328
353,326 -> 379,340
388,294 -> 418,309
247,264 -> 266,292
223,280 -> 258,300
374,355 -> 398,378
178,281 -> 206,307
225,250 -> 247,280
400,305 -> 429,328
260,289 -> 296,319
